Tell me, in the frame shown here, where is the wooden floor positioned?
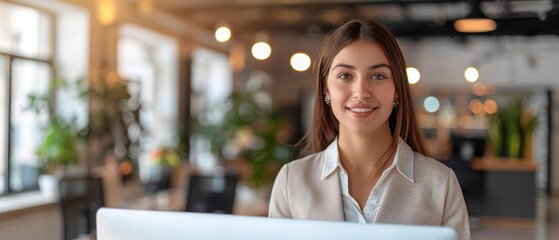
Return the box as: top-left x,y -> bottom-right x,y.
471,193 -> 559,240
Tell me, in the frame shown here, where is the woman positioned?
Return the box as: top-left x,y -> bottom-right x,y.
268,18 -> 470,240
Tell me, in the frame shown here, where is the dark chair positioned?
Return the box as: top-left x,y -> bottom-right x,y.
58,176 -> 104,240
447,134 -> 485,192
184,174 -> 238,214
445,134 -> 486,218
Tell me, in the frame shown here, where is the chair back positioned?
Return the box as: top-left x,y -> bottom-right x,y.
58,176 -> 104,240
184,174 -> 238,214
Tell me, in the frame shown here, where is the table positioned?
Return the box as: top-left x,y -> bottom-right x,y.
468,157 -> 538,218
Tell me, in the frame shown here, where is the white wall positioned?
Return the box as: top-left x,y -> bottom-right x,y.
399,36 -> 559,88
400,35 -> 559,193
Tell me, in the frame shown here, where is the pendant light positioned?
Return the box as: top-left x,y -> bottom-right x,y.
454,0 -> 497,33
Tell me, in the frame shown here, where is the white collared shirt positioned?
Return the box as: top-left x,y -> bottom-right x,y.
321,137 -> 415,223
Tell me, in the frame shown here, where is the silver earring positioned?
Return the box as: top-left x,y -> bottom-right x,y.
393,101 -> 399,108
325,97 -> 331,106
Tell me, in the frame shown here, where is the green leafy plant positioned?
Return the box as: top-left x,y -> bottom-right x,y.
26,78 -> 81,175
194,90 -> 291,187
82,71 -> 141,174
35,119 -> 79,175
487,100 -> 537,160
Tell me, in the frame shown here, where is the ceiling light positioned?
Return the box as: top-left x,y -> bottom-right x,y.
454,0 -> 496,33
98,0 -> 116,26
215,24 -> 232,43
464,67 -> 479,82
252,42 -> 271,60
252,32 -> 271,60
406,67 -> 420,84
290,53 -> 311,72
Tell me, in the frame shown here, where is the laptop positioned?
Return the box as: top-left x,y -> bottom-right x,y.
97,208 -> 457,240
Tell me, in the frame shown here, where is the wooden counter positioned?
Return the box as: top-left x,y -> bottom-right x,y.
467,157 -> 538,218
471,157 -> 539,172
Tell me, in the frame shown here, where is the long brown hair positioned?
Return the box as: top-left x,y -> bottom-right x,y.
298,18 -> 429,174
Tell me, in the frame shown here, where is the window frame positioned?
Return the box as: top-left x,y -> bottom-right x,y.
0,1 -> 55,195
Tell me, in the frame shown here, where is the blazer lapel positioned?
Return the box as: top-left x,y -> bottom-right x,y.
305,170 -> 345,221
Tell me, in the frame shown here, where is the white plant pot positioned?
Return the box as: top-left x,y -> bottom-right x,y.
38,174 -> 59,199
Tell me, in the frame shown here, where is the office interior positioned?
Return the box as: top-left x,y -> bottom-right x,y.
0,0 -> 558,239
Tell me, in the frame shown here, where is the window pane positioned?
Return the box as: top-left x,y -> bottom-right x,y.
118,25 -> 179,185
118,25 -> 179,154
0,55 -> 7,194
0,1 -> 52,58
9,59 -> 50,192
190,48 -> 232,170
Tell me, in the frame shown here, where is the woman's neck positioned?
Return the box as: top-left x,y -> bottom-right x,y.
337,126 -> 392,172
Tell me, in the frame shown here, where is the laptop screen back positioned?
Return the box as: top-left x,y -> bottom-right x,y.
97,208 -> 457,240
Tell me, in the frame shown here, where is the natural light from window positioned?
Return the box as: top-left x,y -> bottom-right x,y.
190,48 -> 232,172
0,56 -> 6,193
118,24 -> 179,182
0,0 -> 88,194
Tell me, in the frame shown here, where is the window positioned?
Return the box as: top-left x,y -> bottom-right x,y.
0,55 -> 6,193
9,60 -> 51,192
189,48 -> 233,171
0,1 -> 53,194
0,0 -> 86,195
118,24 -> 179,179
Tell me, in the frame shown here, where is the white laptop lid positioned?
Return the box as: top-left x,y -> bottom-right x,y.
97,208 -> 457,240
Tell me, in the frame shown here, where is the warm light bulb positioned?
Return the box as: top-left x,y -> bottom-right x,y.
454,18 -> 496,33
290,53 -> 311,71
98,0 -> 116,26
406,67 -> 420,84
484,99 -> 498,114
469,99 -> 484,116
215,26 -> 232,42
472,82 -> 487,96
251,42 -> 271,60
465,67 -> 479,83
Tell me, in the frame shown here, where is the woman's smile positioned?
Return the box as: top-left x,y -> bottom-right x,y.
346,104 -> 378,118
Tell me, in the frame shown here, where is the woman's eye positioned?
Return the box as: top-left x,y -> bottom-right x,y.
337,73 -> 351,79
371,74 -> 386,80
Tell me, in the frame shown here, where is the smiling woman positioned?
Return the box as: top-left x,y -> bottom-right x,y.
269,18 -> 470,240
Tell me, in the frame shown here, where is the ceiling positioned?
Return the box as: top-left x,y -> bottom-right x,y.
131,0 -> 559,40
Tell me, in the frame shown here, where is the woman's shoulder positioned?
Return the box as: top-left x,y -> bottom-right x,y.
412,152 -> 451,177
285,151 -> 326,170
275,151 -> 327,184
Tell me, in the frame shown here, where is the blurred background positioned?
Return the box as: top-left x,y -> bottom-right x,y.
0,0 -> 558,239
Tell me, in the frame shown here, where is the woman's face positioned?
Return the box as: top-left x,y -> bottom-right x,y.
325,40 -> 397,136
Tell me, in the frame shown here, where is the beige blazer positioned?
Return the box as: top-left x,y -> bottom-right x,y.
269,139 -> 470,240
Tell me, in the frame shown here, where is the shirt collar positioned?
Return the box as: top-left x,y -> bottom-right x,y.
321,137 -> 415,182
395,138 -> 415,182
321,138 -> 340,180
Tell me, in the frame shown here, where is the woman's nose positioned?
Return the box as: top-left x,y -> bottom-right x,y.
353,77 -> 372,99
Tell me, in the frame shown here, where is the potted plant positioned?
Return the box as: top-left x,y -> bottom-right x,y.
35,118 -> 80,197
487,99 -> 537,160
195,90 -> 291,187
140,147 -> 181,195
26,77 -> 82,197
